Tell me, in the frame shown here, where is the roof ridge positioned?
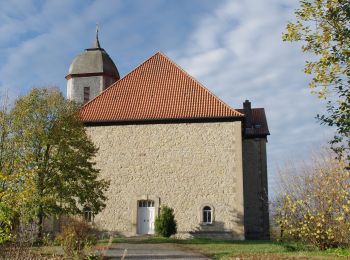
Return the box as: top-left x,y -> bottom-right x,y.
156,52 -> 243,117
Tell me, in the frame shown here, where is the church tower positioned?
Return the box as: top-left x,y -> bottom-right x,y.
66,27 -> 120,104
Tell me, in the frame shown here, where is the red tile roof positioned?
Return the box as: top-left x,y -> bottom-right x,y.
236,108 -> 270,136
80,52 -> 243,122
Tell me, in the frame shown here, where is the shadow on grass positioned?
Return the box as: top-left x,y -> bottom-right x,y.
278,241 -> 318,253
282,244 -> 299,252
99,236 -> 285,246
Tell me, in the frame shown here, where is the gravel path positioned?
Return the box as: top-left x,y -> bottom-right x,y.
98,243 -> 211,260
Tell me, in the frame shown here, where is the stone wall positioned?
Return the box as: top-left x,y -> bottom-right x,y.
86,121 -> 245,239
242,138 -> 269,239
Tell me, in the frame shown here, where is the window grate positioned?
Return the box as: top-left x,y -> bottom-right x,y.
138,200 -> 154,207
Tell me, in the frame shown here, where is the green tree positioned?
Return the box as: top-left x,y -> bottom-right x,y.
0,95 -> 35,243
0,203 -> 13,244
283,0 -> 350,163
9,88 -> 109,240
155,206 -> 177,238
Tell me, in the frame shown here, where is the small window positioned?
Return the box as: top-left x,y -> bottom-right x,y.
203,206 -> 212,224
84,207 -> 93,222
138,200 -> 154,207
84,87 -> 90,103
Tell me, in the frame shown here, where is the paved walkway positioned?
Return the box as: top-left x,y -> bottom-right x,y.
98,243 -> 211,260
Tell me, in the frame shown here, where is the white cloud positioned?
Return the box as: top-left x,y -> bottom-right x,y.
169,0 -> 335,196
0,0 -> 215,96
0,0 -> 124,96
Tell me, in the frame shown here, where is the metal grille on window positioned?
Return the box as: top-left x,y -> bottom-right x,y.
203,206 -> 212,224
84,87 -> 90,103
138,200 -> 154,207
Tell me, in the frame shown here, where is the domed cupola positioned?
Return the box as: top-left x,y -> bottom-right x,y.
66,27 -> 120,104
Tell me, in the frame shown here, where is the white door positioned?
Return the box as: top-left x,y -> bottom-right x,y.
137,200 -> 155,234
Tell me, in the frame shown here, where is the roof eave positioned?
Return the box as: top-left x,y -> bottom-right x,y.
82,116 -> 244,126
66,72 -> 119,80
244,132 -> 270,138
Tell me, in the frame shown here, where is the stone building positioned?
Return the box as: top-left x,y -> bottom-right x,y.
66,32 -> 270,240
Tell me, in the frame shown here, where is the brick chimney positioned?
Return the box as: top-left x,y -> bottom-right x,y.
243,100 -> 253,130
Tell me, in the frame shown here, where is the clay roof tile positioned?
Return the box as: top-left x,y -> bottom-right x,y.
80,52 -> 243,122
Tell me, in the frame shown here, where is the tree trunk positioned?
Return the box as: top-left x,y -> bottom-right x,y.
37,206 -> 43,241
36,172 -> 44,242
37,144 -> 50,242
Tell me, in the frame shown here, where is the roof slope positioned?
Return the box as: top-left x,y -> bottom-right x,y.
237,108 -> 270,136
80,52 -> 243,122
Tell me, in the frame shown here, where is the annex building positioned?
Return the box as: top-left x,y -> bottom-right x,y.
66,32 -> 270,239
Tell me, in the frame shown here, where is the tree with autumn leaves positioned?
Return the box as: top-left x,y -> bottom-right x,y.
277,0 -> 350,249
0,88 -> 109,242
283,0 -> 350,163
275,154 -> 350,249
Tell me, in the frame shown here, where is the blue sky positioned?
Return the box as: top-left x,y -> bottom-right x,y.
0,0 -> 334,195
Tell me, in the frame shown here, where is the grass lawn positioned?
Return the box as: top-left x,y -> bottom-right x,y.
98,237 -> 350,259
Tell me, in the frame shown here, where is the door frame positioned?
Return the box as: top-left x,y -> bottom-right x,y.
131,195 -> 160,235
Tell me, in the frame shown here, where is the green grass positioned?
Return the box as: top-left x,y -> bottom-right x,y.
97,237 -> 350,259
179,240 -> 350,259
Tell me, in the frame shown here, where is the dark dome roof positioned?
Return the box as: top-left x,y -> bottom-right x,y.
67,47 -> 120,79
67,27 -> 120,79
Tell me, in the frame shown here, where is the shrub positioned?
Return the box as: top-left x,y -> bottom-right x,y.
0,203 -> 13,244
275,153 -> 350,249
56,217 -> 97,259
155,206 -> 177,237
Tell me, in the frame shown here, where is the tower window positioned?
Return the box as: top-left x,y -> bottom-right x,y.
84,87 -> 90,103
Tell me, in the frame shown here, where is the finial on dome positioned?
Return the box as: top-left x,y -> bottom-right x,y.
93,23 -> 101,48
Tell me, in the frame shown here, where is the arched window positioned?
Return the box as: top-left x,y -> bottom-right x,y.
202,206 -> 212,224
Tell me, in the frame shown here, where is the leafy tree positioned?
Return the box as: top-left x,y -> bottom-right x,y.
0,203 -> 13,244
7,88 -> 109,240
283,0 -> 350,163
155,206 -> 177,237
0,96 -> 35,243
